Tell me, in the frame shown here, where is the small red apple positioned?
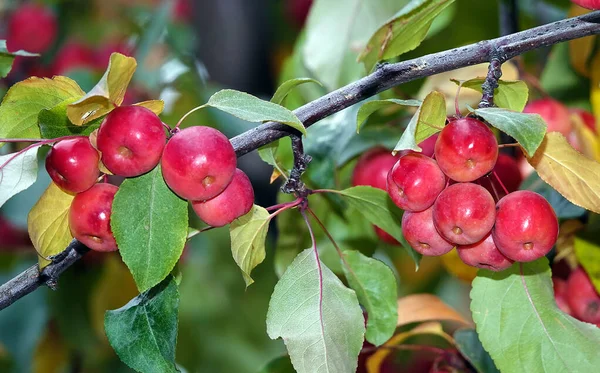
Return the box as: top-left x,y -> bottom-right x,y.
523,98 -> 571,136
6,4 -> 57,54
45,137 -> 100,194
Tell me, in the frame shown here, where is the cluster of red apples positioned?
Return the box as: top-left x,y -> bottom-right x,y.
353,116 -> 559,272
45,106 -> 254,252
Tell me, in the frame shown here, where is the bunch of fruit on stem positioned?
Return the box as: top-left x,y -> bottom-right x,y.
45,105 -> 254,252
353,115 -> 559,272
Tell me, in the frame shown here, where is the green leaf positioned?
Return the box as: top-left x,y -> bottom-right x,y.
229,205 -> 271,287
112,166 -> 188,292
454,329 -> 500,373
267,248 -> 365,373
0,77 -> 84,144
356,99 -> 421,132
0,148 -> 39,209
470,259 -> 600,373
38,97 -> 102,139
454,78 -> 529,112
342,251 -> 398,346
207,89 -> 306,135
0,40 -> 38,78
393,91 -> 445,153
472,107 -> 547,157
359,0 -> 456,71
67,53 -> 137,126
303,0 -> 409,89
105,276 -> 179,373
271,78 -> 322,106
574,237 -> 600,294
257,141 -> 289,181
335,186 -> 421,266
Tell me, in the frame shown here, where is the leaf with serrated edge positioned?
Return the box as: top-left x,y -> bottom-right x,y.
473,107 -> 546,156
207,89 -> 306,135
394,91 -> 445,153
453,78 -> 529,112
112,166 -> 188,292
0,76 -> 84,144
356,99 -> 421,132
229,205 -> 271,286
134,100 -> 165,115
38,97 -> 101,139
0,147 -> 39,208
267,248 -> 365,373
527,132 -> 600,214
271,78 -> 322,105
67,53 -> 136,125
471,259 -> 600,373
27,182 -> 75,269
574,237 -> 600,294
359,0 -> 456,71
342,251 -> 397,346
105,276 -> 179,373
335,186 -> 421,266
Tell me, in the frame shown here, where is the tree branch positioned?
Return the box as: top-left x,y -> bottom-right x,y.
1,10 -> 599,311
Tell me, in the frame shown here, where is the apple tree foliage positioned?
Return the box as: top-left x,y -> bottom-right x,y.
1,0 -> 600,372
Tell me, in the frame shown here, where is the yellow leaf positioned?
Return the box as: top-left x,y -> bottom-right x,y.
527,132 -> 600,214
417,63 -> 518,115
396,294 -> 471,327
555,220 -> 584,269
89,255 -> 139,341
134,99 -> 165,116
366,322 -> 453,373
88,129 -> 113,175
441,249 -> 478,283
591,51 -> 600,134
269,169 -> 282,184
571,113 -> 600,161
67,53 -> 137,125
28,182 -> 75,269
32,325 -> 68,373
569,5 -> 595,77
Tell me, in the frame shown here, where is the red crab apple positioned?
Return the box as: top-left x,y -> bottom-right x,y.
192,169 -> 254,227
570,109 -> 597,134
402,206 -> 454,256
51,41 -> 96,75
69,183 -> 118,252
553,277 -> 573,315
96,106 -> 166,177
387,152 -> 446,212
351,148 -> 397,190
161,126 -> 237,201
433,183 -> 496,245
6,4 -> 57,53
492,191 -> 558,262
434,117 -> 498,182
45,137 -> 100,194
523,98 -> 571,136
457,233 -> 513,272
566,267 -> 600,323
572,0 -> 600,10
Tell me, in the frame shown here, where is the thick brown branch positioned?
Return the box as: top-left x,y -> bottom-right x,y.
1,10 -> 599,311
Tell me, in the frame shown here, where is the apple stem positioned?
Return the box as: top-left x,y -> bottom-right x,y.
175,104 -> 207,130
454,81 -> 464,118
265,198 -> 303,212
498,143 -> 520,148
492,170 -> 510,195
300,208 -> 322,267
